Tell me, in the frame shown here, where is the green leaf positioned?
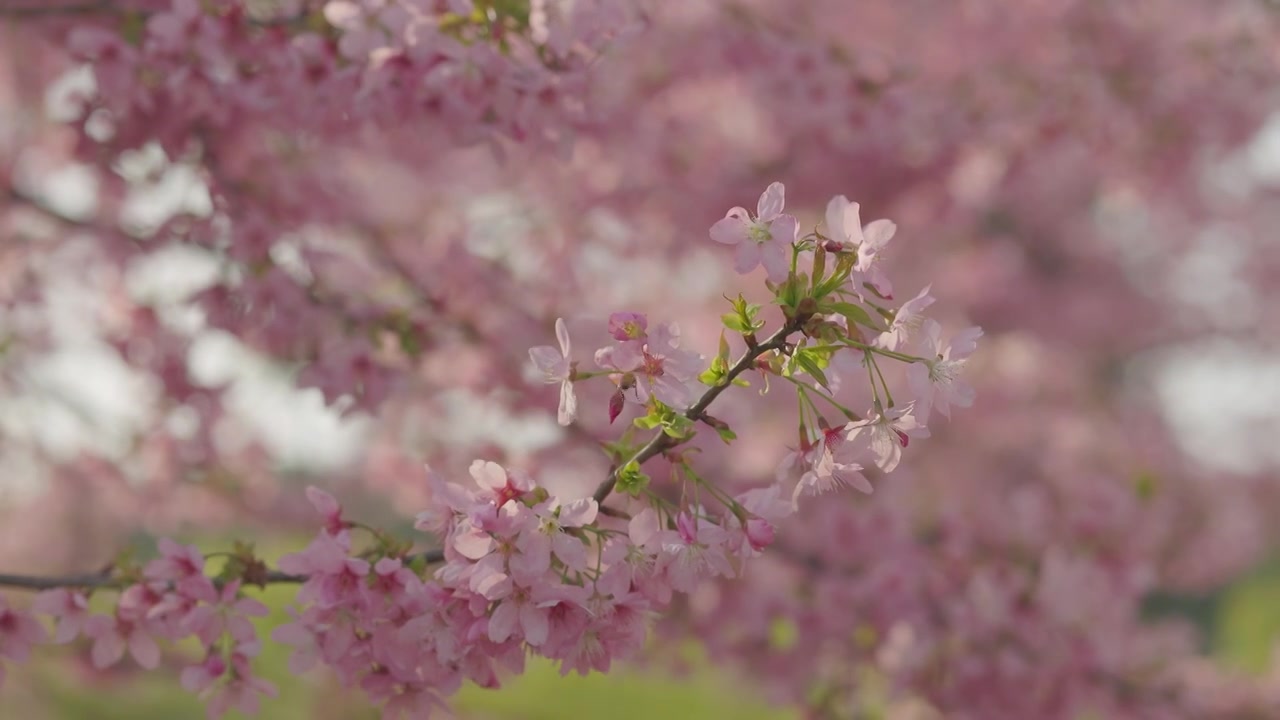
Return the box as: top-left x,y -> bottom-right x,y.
776,277 -> 802,311
634,414 -> 663,430
813,255 -> 856,297
662,414 -> 695,440
616,462 -> 651,497
826,301 -> 877,330
699,353 -> 730,387
723,296 -> 764,334
793,349 -> 832,390
722,313 -> 749,333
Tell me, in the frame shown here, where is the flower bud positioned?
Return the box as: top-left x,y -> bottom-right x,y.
608,388 -> 626,424
746,518 -> 775,552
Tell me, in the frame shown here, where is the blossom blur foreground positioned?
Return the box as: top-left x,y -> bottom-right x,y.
3,1 -> 1280,719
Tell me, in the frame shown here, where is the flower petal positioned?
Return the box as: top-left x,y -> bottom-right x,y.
733,241 -> 762,275
757,182 -> 786,221
557,381 -> 577,426
530,346 -> 568,379
769,214 -> 799,245
710,214 -> 747,245
760,242 -> 790,284
825,195 -> 850,243
862,218 -> 897,251
554,317 -> 571,356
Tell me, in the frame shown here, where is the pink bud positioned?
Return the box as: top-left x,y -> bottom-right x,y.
746,518 -> 775,552
608,388 -> 626,424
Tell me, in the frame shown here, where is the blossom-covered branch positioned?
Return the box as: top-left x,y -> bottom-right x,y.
591,316 -> 805,504
0,179 -> 983,717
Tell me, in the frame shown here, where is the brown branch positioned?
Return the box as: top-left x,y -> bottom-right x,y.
592,316 -> 803,504
0,571 -> 114,591
0,548 -> 445,592
0,1 -> 115,18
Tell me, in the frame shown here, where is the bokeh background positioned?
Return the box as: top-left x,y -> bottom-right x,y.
3,1 -> 1280,718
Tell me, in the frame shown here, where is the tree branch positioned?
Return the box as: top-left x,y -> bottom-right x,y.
592,316 -> 803,504
0,1 -> 115,18
0,548 -> 445,592
0,316 -> 799,592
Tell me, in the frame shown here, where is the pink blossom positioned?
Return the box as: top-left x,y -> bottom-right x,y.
824,195 -> 897,271
269,609 -> 321,675
731,484 -> 794,556
876,285 -> 936,352
846,406 -> 931,473
0,599 -> 47,673
84,611 -> 162,670
542,588 -> 650,678
607,311 -> 648,341
414,465 -> 479,538
469,460 -> 535,510
180,652 -> 226,696
183,581 -> 269,647
146,538 -> 206,581
465,505 -> 546,587
32,589 -> 89,644
597,510 -> 667,602
201,651 -> 278,720
529,317 -> 577,426
145,538 -> 217,601
306,486 -> 348,537
907,319 -> 984,420
525,497 -> 599,572
710,182 -> 798,283
368,557 -> 420,600
782,424 -> 875,505
595,322 -> 702,409
277,532 -> 371,608
825,195 -> 896,298
653,512 -> 736,592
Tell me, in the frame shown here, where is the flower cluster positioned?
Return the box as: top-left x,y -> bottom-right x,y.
265,460 -> 792,715
708,183 -> 980,504
33,540 -> 275,718
5,0 -> 1280,716
0,182 -> 982,718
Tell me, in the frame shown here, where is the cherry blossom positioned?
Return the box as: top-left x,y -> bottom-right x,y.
31,589 -> 90,644
31,0 -> 1280,709
530,317 -> 578,426
783,423 -> 875,504
595,321 -> 702,409
824,195 -> 897,298
710,182 -> 799,283
876,285 -> 936,352
0,599 -> 46,683
847,406 -> 931,473
907,320 -> 984,420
